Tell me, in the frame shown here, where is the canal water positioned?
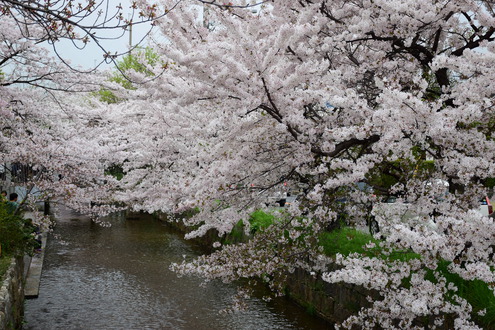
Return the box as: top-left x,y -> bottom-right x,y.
23,206 -> 331,329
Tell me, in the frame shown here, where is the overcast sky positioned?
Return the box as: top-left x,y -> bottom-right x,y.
49,0 -> 155,70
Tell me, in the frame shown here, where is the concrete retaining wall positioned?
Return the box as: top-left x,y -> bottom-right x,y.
0,256 -> 24,330
285,267 -> 375,324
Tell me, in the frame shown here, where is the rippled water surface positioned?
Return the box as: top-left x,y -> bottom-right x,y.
23,207 -> 331,329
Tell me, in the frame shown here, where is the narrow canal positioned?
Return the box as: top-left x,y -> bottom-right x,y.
23,206 -> 331,329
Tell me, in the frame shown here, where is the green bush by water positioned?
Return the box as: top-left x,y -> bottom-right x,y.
319,227 -> 378,257
318,227 -> 420,262
223,210 -> 276,244
249,210 -> 275,233
0,201 -> 40,257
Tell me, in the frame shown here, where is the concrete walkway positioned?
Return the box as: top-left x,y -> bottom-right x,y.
24,232 -> 47,298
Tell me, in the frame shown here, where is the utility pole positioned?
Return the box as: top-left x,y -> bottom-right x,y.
128,13 -> 133,52
129,22 -> 133,50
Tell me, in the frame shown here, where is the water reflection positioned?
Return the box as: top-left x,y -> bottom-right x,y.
24,207 -> 331,329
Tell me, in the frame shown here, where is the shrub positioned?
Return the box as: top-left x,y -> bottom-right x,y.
319,227 -> 420,261
0,202 -> 40,257
0,255 -> 11,279
249,210 -> 275,234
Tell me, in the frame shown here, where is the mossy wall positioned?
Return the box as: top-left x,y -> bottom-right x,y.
0,256 -> 24,330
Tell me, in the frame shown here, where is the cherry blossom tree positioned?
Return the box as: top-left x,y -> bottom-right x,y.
104,0 -> 495,327
3,0 -> 495,326
0,1 -> 158,220
0,0 -> 262,206
0,0 -> 246,217
0,85 -> 123,216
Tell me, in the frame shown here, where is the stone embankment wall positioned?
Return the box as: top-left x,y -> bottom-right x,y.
0,256 -> 24,330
